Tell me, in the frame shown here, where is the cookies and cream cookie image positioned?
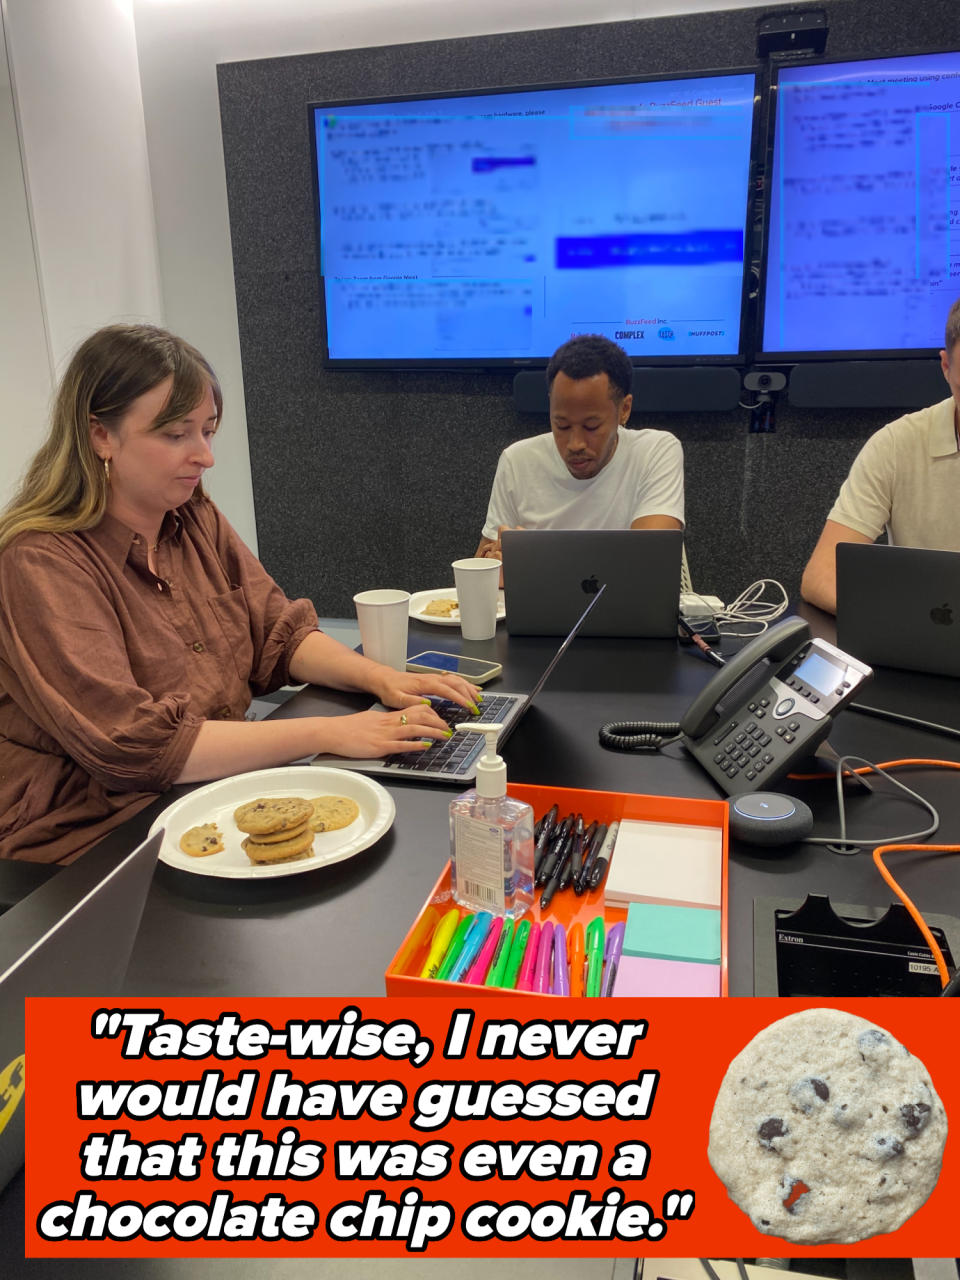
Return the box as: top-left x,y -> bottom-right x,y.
708,1008 -> 947,1244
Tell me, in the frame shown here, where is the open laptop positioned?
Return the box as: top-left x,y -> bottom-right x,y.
0,830 -> 161,1196
836,543 -> 960,677
313,585 -> 605,783
501,529 -> 682,637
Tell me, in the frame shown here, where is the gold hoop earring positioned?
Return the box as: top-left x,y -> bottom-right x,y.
103,458 -> 111,483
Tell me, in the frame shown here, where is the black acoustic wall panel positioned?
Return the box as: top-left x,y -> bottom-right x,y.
218,0 -> 959,614
788,361 -> 948,410
514,368 -> 743,414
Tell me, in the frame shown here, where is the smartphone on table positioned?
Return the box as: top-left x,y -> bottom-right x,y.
406,651 -> 503,684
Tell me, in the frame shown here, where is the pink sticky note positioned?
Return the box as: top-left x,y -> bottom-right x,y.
611,954 -> 720,997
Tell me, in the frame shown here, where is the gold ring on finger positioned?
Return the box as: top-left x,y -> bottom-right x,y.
400,713 -> 408,727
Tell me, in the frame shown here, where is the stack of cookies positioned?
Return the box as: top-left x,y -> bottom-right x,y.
234,796 -> 316,865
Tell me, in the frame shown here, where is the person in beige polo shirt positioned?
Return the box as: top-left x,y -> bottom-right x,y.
801,297 -> 960,614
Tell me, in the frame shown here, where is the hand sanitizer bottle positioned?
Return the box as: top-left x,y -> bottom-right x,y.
449,724 -> 534,919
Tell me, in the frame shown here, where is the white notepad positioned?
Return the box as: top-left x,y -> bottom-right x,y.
603,819 -> 722,910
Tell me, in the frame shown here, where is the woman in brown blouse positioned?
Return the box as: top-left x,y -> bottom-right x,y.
0,324 -> 479,863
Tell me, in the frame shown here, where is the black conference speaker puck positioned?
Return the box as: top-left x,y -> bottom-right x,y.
728,792 -> 814,847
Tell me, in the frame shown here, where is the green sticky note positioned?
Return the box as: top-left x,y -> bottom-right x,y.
622,902 -> 721,966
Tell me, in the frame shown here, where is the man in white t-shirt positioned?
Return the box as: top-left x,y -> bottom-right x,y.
475,335 -> 684,563
801,297 -> 960,614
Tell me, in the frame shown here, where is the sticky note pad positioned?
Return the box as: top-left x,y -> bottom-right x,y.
612,955 -> 721,997
622,901 -> 721,966
603,819 -> 722,910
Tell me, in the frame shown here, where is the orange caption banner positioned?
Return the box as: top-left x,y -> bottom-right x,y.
23,996 -> 957,1258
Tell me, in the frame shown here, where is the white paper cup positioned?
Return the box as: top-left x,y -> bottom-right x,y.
451,557 -> 501,641
353,589 -> 410,670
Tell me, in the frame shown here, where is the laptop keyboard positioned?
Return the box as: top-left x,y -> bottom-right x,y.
384,695 -> 517,774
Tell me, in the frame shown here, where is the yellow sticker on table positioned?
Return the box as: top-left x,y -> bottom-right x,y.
0,1055 -> 25,1136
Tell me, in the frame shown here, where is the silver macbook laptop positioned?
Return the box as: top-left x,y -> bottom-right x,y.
0,829 -> 161,1195
313,586 -> 604,783
836,543 -> 960,677
501,529 -> 682,637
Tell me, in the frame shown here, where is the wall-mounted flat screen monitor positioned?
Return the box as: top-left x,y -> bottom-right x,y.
760,50 -> 960,359
309,71 -> 759,366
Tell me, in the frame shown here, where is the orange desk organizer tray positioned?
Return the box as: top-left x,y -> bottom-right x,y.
385,782 -> 729,999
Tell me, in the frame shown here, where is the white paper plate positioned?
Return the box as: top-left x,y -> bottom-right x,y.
149,766 -> 395,879
409,587 -> 506,627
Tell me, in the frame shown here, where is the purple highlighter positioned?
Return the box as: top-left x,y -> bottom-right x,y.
552,923 -> 569,996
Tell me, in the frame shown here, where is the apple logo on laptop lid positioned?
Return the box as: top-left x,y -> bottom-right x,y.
930,602 -> 953,626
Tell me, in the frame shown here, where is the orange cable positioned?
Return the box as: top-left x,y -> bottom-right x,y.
785,759 -> 960,989
788,757 -> 960,781
872,844 -> 958,988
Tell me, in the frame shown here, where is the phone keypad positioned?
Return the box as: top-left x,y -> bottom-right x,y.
712,721 -> 775,779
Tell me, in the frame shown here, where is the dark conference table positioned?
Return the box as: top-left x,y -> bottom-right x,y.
125,604 -> 960,1000
4,605 -> 960,1274
13,604 -> 960,1002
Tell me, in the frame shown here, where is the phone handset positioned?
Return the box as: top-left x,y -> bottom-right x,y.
680,615 -> 872,795
679,616 -> 811,740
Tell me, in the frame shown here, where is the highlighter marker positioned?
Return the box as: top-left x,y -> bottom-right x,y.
568,922 -> 585,997
600,921 -> 625,998
553,923 -> 570,995
485,918 -> 515,987
435,913 -> 475,982
418,908 -> 461,979
449,911 -> 493,983
501,919 -> 531,990
465,916 -> 504,985
533,920 -> 554,994
516,921 -> 542,992
584,916 -> 605,997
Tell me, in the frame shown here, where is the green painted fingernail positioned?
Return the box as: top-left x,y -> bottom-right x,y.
421,739 -> 433,746
421,698 -> 431,705
444,729 -> 454,738
469,703 -> 479,715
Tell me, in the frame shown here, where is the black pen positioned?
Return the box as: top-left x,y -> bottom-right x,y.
588,820 -> 620,892
533,819 -> 556,880
534,803 -> 558,843
569,814 -> 585,886
576,822 -> 607,896
538,815 -> 573,885
540,833 -> 574,911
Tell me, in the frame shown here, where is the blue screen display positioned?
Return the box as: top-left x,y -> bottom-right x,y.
311,73 -> 757,363
762,51 -> 960,355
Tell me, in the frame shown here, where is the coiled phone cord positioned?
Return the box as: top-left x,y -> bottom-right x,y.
598,720 -> 681,751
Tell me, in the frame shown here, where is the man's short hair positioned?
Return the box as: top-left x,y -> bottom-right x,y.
945,298 -> 960,356
546,334 -> 633,401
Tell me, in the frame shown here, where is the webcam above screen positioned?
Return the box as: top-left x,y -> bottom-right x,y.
309,70 -> 759,368
759,48 -> 960,361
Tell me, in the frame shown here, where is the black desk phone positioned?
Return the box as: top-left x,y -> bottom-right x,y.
680,616 -> 872,794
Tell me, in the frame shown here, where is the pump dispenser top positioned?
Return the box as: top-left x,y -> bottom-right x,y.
448,722 -> 534,919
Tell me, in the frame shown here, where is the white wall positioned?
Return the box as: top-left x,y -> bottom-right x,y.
0,6 -> 51,505
1,0 -> 162,504
3,0 -> 791,545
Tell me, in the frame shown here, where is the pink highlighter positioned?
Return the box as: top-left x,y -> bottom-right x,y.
533,920 -> 554,993
516,922 -> 541,991
464,916 -> 504,985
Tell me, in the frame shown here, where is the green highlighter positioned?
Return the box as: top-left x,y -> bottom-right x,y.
485,918 -> 516,987
500,919 -> 532,990
435,913 -> 474,982
584,916 -> 605,997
